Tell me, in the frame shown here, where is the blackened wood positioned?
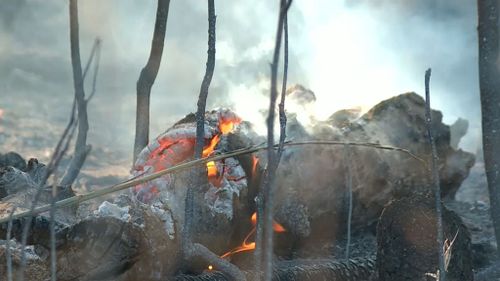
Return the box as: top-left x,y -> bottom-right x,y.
175,256 -> 376,281
133,0 -> 171,161
477,0 -> 500,258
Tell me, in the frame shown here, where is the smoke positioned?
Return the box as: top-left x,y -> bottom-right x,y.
0,0 -> 480,164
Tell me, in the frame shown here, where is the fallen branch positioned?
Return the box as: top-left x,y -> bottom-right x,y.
424,69 -> 445,281
0,140 -> 424,224
175,255 -> 376,281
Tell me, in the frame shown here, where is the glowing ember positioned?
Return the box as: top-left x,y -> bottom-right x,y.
132,109 -> 245,205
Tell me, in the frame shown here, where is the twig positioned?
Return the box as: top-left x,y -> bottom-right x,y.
277,8 -> 289,162
6,207 -> 17,281
182,2 -> 243,280
86,38 -> 101,102
261,1 -> 293,279
0,140 -> 424,224
424,68 -> 445,281
49,181 -> 58,281
82,38 -> 100,81
60,0 -> 91,187
344,144 -> 353,260
133,0 -> 171,162
185,0 -> 217,249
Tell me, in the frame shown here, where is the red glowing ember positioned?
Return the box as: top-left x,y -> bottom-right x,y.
131,110 -> 243,203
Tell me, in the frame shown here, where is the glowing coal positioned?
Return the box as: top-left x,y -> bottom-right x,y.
131,109 -> 246,219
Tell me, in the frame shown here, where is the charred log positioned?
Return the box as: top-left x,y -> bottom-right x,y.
174,255 -> 376,281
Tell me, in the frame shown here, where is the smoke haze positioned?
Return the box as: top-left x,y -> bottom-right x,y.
0,0 -> 481,166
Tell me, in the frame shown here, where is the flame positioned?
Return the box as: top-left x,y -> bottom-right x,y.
217,212 -> 286,262
219,116 -> 241,135
201,116 -> 242,187
251,156 -> 259,176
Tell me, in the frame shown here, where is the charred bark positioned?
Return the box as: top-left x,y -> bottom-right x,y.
60,0 -> 90,187
175,256 -> 376,281
133,0 -> 171,162
477,0 -> 500,258
260,1 -> 293,280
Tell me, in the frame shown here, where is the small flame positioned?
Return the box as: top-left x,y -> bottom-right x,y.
206,161 -> 217,177
219,212 -> 285,261
251,156 -> 259,176
202,135 -> 220,158
219,116 -> 241,135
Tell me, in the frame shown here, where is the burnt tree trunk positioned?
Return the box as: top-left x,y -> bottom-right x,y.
60,0 -> 90,187
477,0 -> 500,257
133,0 -> 171,162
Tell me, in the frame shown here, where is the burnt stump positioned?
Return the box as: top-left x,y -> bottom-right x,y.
376,194 -> 473,281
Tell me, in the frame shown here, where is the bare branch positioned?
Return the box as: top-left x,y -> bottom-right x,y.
49,182 -> 57,281
60,0 -> 91,187
133,0 -> 171,162
86,38 -> 101,102
277,8 -> 289,162
343,144 -> 353,260
261,1 -> 293,280
184,0 -> 217,249
6,207 -> 16,281
424,69 -> 445,281
181,2 -> 243,280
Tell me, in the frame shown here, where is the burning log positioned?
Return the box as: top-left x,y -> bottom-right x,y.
174,255 -> 376,281
131,109 -> 256,257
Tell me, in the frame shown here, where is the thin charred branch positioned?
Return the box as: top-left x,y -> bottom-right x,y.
6,207 -> 16,281
86,38 -> 101,102
60,0 -> 91,187
183,2 -> 243,280
477,0 -> 500,258
18,2 -> 84,278
424,69 -> 445,281
261,1 -> 292,280
133,0 -> 171,162
185,0 -> 216,248
277,10 -> 289,162
344,144 -> 353,260
49,183 -> 57,281
0,140 -> 425,224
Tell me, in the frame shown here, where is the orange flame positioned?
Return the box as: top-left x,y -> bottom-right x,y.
217,212 -> 285,262
219,116 -> 241,135
251,156 -> 259,176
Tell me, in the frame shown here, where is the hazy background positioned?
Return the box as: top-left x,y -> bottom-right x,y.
0,0 -> 480,169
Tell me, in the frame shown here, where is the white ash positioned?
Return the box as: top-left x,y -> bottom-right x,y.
149,203 -> 176,240
95,201 -> 131,222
